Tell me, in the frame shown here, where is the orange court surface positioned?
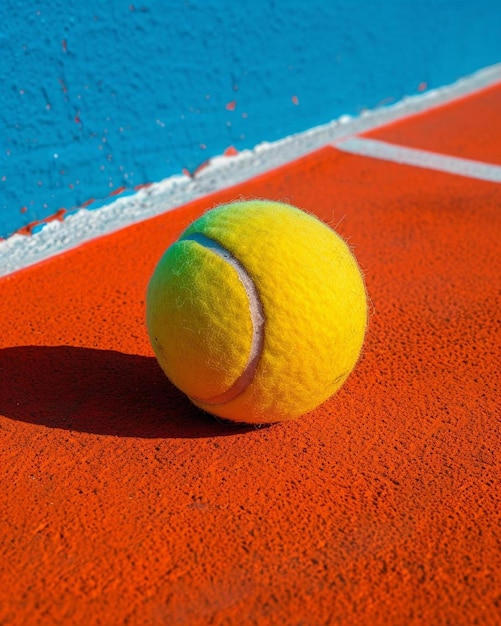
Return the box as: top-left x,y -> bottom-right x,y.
0,83 -> 500,625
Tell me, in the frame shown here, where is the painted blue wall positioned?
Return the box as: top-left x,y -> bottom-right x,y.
1,1 -> 500,238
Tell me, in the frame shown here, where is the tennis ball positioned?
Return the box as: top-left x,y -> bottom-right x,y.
146,200 -> 367,424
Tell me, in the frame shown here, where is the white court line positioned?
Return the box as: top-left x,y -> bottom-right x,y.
1,62 -> 501,279
336,137 -> 501,183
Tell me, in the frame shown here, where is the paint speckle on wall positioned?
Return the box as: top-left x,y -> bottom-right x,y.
1,0 -> 500,238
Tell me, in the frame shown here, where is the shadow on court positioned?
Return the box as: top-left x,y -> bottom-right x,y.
0,345 -> 258,438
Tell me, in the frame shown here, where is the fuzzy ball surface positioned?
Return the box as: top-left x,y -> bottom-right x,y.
146,200 -> 367,424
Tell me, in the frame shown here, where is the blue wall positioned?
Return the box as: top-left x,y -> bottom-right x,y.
1,1 -> 500,238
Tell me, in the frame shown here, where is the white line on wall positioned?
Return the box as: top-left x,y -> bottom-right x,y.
1,62 -> 501,279
336,137 -> 501,183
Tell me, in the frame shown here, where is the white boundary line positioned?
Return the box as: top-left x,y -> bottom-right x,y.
336,137 -> 501,183
1,62 -> 501,279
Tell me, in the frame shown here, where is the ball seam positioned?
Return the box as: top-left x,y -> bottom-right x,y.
181,233 -> 265,405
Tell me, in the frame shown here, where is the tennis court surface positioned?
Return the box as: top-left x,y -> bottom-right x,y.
0,82 -> 500,625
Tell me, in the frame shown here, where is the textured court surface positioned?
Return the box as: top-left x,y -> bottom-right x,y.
0,84 -> 500,625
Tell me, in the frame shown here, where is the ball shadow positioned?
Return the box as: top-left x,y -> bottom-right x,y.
0,345 -> 257,438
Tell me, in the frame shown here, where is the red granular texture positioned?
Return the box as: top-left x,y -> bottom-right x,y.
367,81 -> 501,165
0,103 -> 500,623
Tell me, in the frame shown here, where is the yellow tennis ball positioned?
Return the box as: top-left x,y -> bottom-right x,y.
146,200 -> 367,424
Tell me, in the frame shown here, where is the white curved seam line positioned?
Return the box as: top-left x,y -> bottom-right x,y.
181,234 -> 265,405
335,137 -> 501,183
